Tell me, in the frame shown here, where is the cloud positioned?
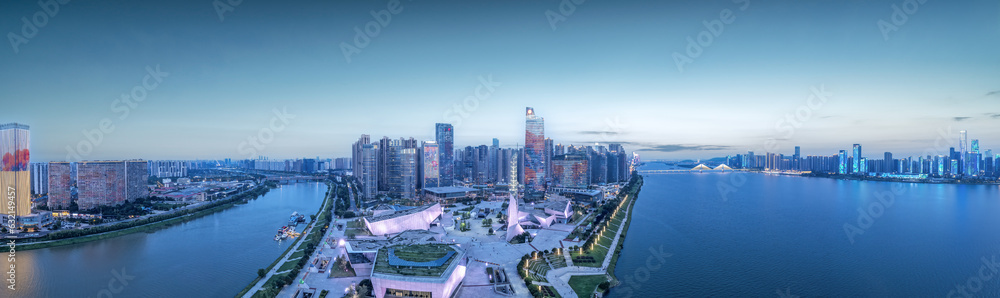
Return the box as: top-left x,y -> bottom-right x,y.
988,113 -> 1000,119
987,90 -> 1000,97
578,130 -> 624,136
953,117 -> 972,122
636,144 -> 733,153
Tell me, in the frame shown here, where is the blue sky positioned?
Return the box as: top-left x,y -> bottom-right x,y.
2,0 -> 998,162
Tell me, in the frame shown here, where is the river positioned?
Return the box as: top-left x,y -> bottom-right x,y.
9,182 -> 327,298
610,163 -> 1000,297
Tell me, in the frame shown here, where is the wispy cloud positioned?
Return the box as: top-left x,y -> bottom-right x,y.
953,116 -> 972,122
578,130 -> 624,136
636,144 -> 733,153
986,113 -> 1000,119
986,90 -> 1000,97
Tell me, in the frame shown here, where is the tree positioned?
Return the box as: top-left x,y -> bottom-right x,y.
257,268 -> 267,278
488,228 -> 494,235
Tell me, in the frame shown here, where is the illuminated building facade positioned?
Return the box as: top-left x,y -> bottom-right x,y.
371,244 -> 467,298
852,144 -> 862,174
552,154 -> 589,189
422,141 -> 439,188
435,123 -> 454,187
1,123 -> 31,217
524,107 -> 546,191
363,203 -> 442,236
838,150 -> 847,174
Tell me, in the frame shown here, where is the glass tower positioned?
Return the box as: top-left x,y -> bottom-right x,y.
524,107 -> 546,191
435,123 -> 454,187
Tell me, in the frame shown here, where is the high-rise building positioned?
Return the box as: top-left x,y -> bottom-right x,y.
352,135 -> 371,176
360,143 -> 378,200
0,123 -> 31,217
378,136 -> 391,191
422,141 -> 439,188
552,154 -> 589,188
972,139 -> 980,154
852,144 -> 862,174
388,144 -> 417,198
148,160 -> 187,178
838,150 -> 847,174
48,162 -> 72,209
76,160 -> 148,210
30,162 -> 48,196
544,138 -> 554,184
524,107 -> 546,191
435,123 -> 454,187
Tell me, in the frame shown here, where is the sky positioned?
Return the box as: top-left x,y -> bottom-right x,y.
1,0 -> 998,162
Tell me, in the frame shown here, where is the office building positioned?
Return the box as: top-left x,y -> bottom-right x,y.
361,143 -> 379,200
552,154 -> 589,188
1,123 -> 31,217
435,123 -> 454,187
422,142 -> 439,189
524,107 -> 546,191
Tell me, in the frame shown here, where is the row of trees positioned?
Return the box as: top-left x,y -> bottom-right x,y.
258,180 -> 338,297
32,182 -> 275,243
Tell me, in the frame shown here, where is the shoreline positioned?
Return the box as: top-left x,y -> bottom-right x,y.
17,182 -> 279,251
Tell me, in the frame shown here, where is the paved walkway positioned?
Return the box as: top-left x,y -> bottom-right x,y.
545,198 -> 633,298
242,185 -> 335,298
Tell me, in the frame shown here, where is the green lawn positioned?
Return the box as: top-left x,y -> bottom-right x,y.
568,274 -> 609,298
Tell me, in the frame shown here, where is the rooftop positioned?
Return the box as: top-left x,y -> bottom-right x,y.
365,203 -> 439,223
422,186 -> 477,194
373,243 -> 462,277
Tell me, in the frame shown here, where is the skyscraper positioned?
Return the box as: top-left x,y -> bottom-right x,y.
48,162 -> 72,209
544,138 -> 554,184
552,154 -> 589,188
360,143 -> 378,199
852,144 -> 862,174
387,143 -> 417,198
352,134 -> 370,176
435,123 -> 454,187
838,150 -> 847,174
30,162 -> 48,196
1,123 -> 31,217
422,141 -> 439,188
524,107 -> 546,191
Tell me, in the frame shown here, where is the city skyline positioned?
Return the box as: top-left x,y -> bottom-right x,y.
2,0 -> 998,161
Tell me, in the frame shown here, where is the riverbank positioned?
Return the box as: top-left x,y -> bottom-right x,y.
18,182 -> 277,251
238,181 -> 336,298
800,172 -> 1000,185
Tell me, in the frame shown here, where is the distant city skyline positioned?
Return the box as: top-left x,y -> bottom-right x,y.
2,0 -> 998,161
